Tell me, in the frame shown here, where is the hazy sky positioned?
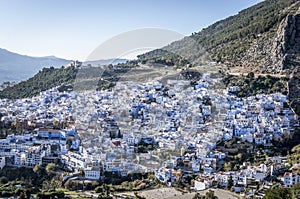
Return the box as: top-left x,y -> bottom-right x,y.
0,0 -> 262,60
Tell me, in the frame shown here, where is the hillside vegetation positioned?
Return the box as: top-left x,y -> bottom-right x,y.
0,64 -> 135,99
223,72 -> 288,97
0,66 -> 78,99
193,0 -> 299,64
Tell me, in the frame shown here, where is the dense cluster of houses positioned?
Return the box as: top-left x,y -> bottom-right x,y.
193,157 -> 287,191
0,88 -> 73,126
222,88 -> 298,145
0,128 -> 75,167
153,86 -> 299,197
0,72 -> 299,197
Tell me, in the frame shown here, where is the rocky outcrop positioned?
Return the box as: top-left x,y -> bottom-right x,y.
273,6 -> 300,73
234,2 -> 300,74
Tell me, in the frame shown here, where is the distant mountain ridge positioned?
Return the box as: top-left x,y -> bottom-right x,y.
0,48 -> 72,82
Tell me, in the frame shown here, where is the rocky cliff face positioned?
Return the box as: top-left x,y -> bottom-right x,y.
228,2 -> 300,74
273,6 -> 300,73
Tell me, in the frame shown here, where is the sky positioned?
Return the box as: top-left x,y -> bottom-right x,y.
0,0 -> 263,61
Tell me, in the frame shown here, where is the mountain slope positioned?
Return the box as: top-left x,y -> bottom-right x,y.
139,0 -> 300,74
0,48 -> 72,82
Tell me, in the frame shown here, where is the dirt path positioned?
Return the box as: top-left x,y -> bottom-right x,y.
228,72 -> 286,78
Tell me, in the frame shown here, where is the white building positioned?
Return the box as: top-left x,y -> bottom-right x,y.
25,149 -> 45,166
194,178 -> 211,191
214,173 -> 229,188
85,168 -> 101,180
283,172 -> 300,187
14,153 -> 26,166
